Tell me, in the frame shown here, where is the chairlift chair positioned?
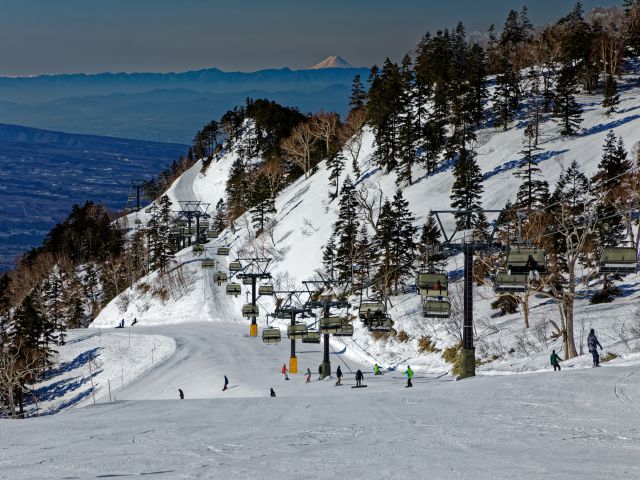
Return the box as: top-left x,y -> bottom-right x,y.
333,318 -> 354,337
207,230 -> 219,239
302,330 -> 321,344
242,277 -> 253,285
201,258 -> 215,269
214,271 -> 228,285
229,261 -> 242,272
423,298 -> 451,318
493,272 -> 528,293
217,247 -> 230,256
262,327 -> 281,344
320,316 -> 342,334
358,302 -> 386,323
369,315 -> 393,332
506,247 -> 546,274
598,247 -> 638,274
177,220 -> 188,228
134,218 -> 142,225
287,323 -> 308,340
258,284 -> 274,296
242,304 -> 259,318
199,220 -> 210,229
225,282 -> 241,296
416,272 -> 448,297
192,244 -> 205,254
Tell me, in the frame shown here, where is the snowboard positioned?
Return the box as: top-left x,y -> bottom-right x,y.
351,385 -> 368,388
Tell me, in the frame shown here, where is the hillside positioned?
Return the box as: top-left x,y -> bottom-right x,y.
93,69 -> 640,376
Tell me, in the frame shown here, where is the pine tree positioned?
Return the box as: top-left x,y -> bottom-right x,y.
525,68 -> 543,145
327,153 -> 346,199
553,63 -> 583,136
514,125 -> 549,214
354,224 -> 372,291
467,42 -> 488,128
322,235 -> 337,280
350,74 -> 366,110
397,54 -> 417,186
211,199 -> 227,234
418,213 -> 445,270
250,180 -> 277,235
602,74 -> 620,116
390,190 -> 417,293
492,56 -> 520,131
593,131 -> 631,198
371,199 -> 395,300
450,148 -> 484,230
333,177 -> 360,283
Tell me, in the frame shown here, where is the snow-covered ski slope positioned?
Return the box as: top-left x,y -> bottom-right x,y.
4,352 -> 640,479
95,72 -> 640,375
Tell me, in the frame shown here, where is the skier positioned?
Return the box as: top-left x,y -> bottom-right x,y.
405,365 -> 414,387
223,374 -> 229,391
355,369 -> 364,387
550,350 -> 562,371
335,365 -> 343,386
132,318 -> 138,326
318,364 -> 322,380
587,329 -> 603,367
374,363 -> 382,375
270,388 -> 276,397
282,363 -> 289,380
178,388 -> 184,399
305,368 -> 312,383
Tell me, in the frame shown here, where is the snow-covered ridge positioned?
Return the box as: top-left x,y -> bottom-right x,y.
96,71 -> 640,375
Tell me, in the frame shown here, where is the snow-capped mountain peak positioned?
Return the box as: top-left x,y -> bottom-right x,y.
308,55 -> 353,69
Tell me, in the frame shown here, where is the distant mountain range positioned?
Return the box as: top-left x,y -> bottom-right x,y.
0,60 -> 369,143
0,123 -> 186,270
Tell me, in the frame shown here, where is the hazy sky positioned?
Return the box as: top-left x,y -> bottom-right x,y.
0,0 -> 623,76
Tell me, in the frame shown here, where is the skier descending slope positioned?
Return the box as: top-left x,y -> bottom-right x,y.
305,368 -> 312,383
588,329 -> 603,367
405,366 -> 413,388
223,375 -> 229,391
550,350 -> 562,371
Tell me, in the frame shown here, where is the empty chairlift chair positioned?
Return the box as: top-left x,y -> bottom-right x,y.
320,316 -> 342,334
416,272 -> 448,297
242,304 -> 259,318
258,284 -> 274,296
199,220 -> 209,230
192,244 -> 205,254
599,247 -> 638,274
225,282 -> 241,296
333,318 -> 354,337
423,298 -> 451,318
287,323 -> 308,340
207,230 -> 219,239
217,247 -> 230,256
358,302 -> 386,325
242,277 -> 253,285
262,327 -> 281,344
229,261 -> 242,272
201,258 -> 216,269
493,272 -> 529,293
214,271 -> 228,285
302,330 -> 321,344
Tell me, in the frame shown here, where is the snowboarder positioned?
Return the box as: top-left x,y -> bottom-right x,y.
588,329 -> 603,367
270,388 -> 276,397
120,319 -> 125,328
405,365 -> 414,387
550,350 -> 562,371
178,388 -> 184,399
305,368 -> 312,383
132,318 -> 138,326
335,365 -> 343,386
374,363 -> 382,375
223,375 -> 229,391
281,363 -> 289,380
355,369 -> 364,387
318,364 -> 322,380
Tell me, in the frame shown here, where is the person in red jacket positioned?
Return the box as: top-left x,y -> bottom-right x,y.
281,363 -> 289,380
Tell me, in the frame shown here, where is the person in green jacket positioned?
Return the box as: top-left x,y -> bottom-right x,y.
405,365 -> 414,387
374,363 -> 382,375
550,350 -> 562,371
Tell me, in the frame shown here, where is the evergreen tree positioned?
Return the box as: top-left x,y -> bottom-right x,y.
450,148 -> 484,230
553,64 -> 583,136
333,177 -> 360,283
418,213 -> 445,270
250,180 -> 276,235
327,153 -> 346,199
354,224 -> 372,291
322,235 -> 337,281
397,54 -> 417,186
350,74 -> 366,110
602,74 -> 620,116
371,199 -> 395,300
390,190 -> 417,292
211,199 -> 227,234
492,56 -> 520,131
467,42 -> 488,128
593,131 -> 631,198
148,195 -> 173,274
514,125 -> 549,214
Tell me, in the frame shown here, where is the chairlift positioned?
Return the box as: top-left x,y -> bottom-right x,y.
287,323 -> 308,340
333,319 -> 354,337
416,272 -> 448,297
199,220 -> 209,229
598,247 -> 638,274
177,220 -> 188,228
423,298 -> 451,318
201,258 -> 215,269
302,330 -> 321,344
192,244 -> 205,254
229,261 -> 242,272
358,301 -> 386,323
262,327 -> 281,344
506,247 -> 546,274
207,231 -> 219,239
242,304 -> 259,318
214,271 -> 228,285
320,316 -> 342,334
242,277 -> 253,285
493,272 -> 529,293
368,315 -> 393,332
217,247 -> 230,256
258,284 -> 274,296
134,218 -> 142,226
226,282 -> 241,296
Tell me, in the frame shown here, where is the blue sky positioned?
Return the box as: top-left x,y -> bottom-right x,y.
0,0 -> 623,75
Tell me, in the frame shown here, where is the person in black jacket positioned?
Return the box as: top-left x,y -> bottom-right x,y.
270,388 -> 276,397
223,375 -> 229,391
335,365 -> 343,386
178,388 -> 184,399
355,369 -> 364,387
587,329 -> 603,367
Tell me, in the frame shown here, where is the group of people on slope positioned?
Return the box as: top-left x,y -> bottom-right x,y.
549,329 -> 604,371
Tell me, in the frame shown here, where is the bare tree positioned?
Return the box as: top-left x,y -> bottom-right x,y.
309,112 -> 340,158
281,122 -> 315,179
340,108 -> 367,176
0,342 -> 41,418
354,181 -> 385,233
